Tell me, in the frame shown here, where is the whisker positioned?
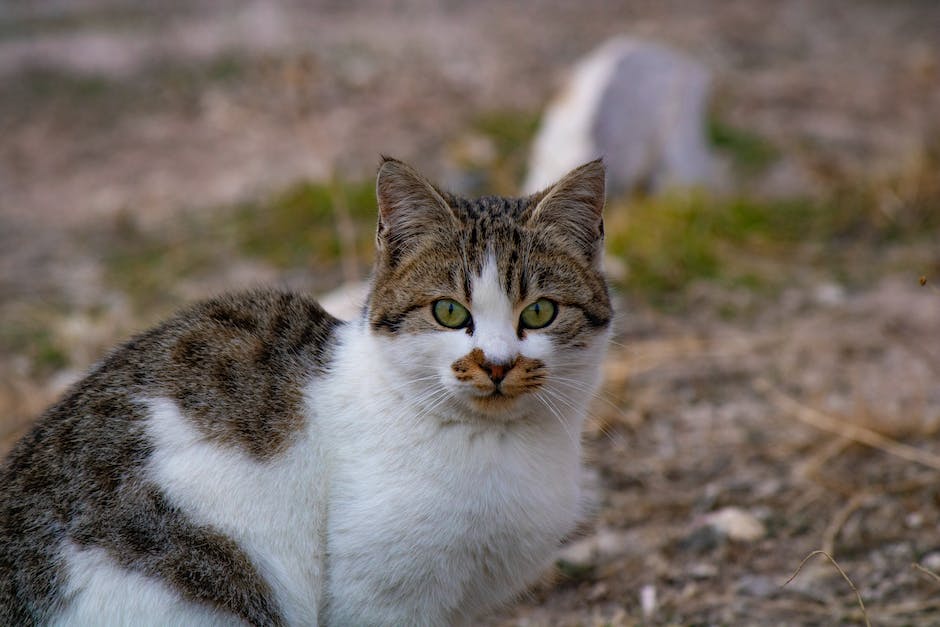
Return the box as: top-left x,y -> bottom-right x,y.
381,374 -> 443,394
539,386 -> 581,410
533,392 -> 578,445
412,388 -> 454,423
547,357 -> 611,370
397,386 -> 451,421
540,386 -> 620,445
550,377 -> 629,419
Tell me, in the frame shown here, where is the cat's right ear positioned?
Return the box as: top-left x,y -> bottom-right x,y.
375,157 -> 458,267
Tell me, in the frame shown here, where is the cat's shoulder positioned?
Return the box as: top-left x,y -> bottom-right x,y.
135,289 -> 343,458
24,289 -> 342,463
151,289 -> 342,370
115,289 -> 343,393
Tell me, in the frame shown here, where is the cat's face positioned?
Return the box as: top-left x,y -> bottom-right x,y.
366,158 -> 611,423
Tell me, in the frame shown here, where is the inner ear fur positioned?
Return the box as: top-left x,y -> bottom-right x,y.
528,159 -> 606,264
375,157 -> 459,266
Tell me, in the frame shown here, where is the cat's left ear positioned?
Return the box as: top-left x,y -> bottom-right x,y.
528,159 -> 606,266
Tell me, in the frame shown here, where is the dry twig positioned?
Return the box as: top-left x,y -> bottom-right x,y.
797,436 -> 851,483
913,562 -> 940,586
757,378 -> 940,472
783,550 -> 871,627
822,492 -> 873,556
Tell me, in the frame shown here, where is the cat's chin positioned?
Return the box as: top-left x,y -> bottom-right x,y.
470,392 -> 516,409
450,390 -> 534,423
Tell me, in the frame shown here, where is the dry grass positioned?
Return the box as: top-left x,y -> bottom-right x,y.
784,550 -> 871,627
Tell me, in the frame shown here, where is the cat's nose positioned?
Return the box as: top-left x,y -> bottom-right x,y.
482,360 -> 514,385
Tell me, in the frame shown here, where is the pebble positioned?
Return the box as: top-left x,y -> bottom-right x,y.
557,536 -> 595,566
920,551 -> 940,572
703,506 -> 767,542
813,282 -> 847,307
640,584 -> 657,619
556,528 -> 635,567
735,574 -> 778,598
687,562 -> 719,579
905,511 -> 924,529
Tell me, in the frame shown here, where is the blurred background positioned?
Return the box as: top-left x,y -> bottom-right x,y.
2,1 -> 940,623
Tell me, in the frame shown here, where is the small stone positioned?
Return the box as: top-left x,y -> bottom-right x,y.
557,527 -> 634,568
687,562 -> 719,579
556,536 -> 596,566
813,282 -> 846,307
735,574 -> 778,598
594,529 -> 630,558
640,584 -> 657,619
704,507 -> 766,542
921,551 -> 940,572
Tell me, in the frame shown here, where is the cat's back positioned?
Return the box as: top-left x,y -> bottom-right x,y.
0,289 -> 340,625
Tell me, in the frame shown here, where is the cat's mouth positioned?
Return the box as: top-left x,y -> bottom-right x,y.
466,387 -> 523,413
481,388 -> 511,401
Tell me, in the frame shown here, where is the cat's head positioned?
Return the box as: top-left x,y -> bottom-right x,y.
365,157 -> 611,424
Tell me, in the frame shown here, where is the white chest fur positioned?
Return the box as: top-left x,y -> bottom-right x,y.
313,324 -> 586,626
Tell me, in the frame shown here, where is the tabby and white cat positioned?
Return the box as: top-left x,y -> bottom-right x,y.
0,158 -> 611,626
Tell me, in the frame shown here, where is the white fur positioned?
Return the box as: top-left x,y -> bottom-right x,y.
53,543 -> 233,626
470,255 -> 545,364
54,260 -> 608,625
145,398 -> 325,626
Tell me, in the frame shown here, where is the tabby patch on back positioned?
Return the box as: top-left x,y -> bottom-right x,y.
0,157 -> 611,626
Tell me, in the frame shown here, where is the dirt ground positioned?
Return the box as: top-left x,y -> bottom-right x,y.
2,1 -> 940,624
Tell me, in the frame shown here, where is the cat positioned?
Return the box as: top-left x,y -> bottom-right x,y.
0,157 -> 612,626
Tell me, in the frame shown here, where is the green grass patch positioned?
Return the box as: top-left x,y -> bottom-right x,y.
605,183 -> 939,306
229,179 -> 377,268
606,194 -> 724,296
10,69 -> 115,104
102,213 -> 219,314
0,317 -> 69,377
98,178 -> 379,313
707,116 -> 779,176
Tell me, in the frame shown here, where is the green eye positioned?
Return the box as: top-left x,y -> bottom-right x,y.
432,299 -> 471,329
520,298 -> 557,330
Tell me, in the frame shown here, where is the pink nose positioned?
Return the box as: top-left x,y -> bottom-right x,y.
482,361 -> 513,385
